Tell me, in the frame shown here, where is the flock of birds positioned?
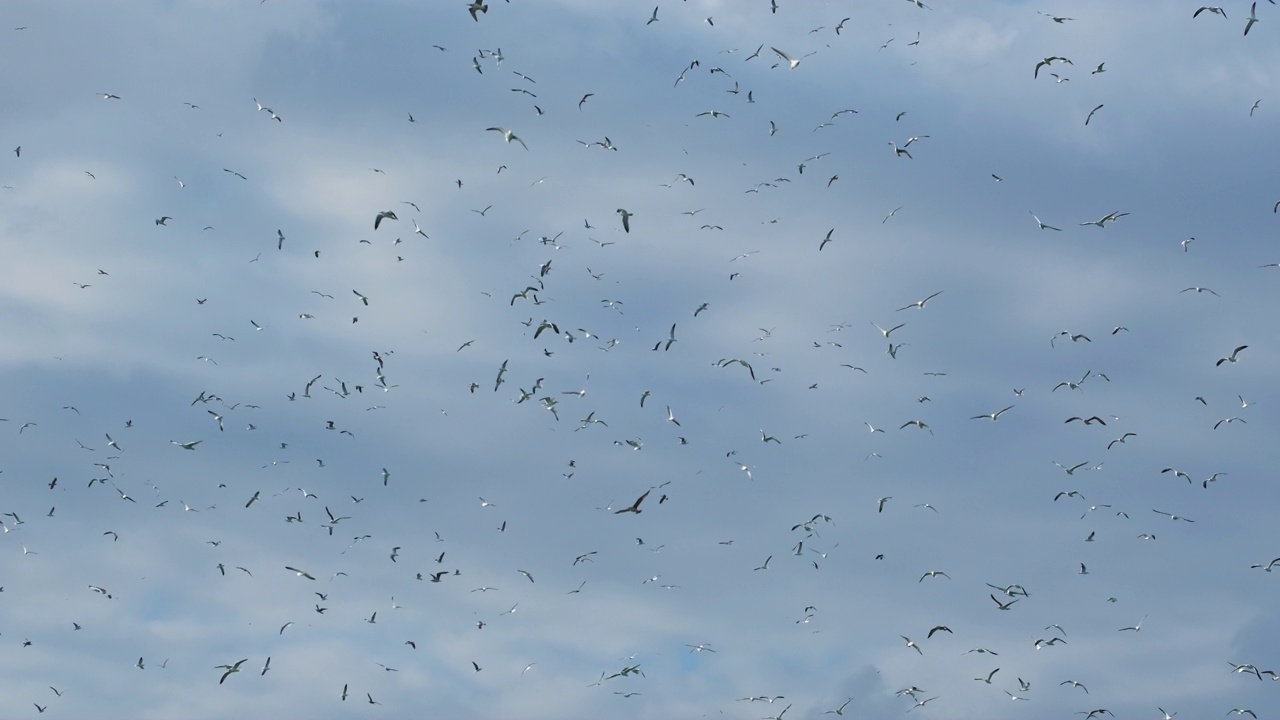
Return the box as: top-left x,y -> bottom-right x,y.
2,1 -> 1279,717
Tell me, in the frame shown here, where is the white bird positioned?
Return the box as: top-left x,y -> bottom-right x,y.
1030,211 -> 1061,231
972,405 -> 1014,421
1245,2 -> 1260,35
285,566 -> 316,580
486,127 -> 528,150
897,291 -> 943,311
871,321 -> 906,338
1079,211 -> 1129,227
771,47 -> 806,69
217,658 -> 248,684
1181,286 -> 1220,296
1216,345 -> 1247,365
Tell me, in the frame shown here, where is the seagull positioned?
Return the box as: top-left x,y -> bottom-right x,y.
871,321 -> 905,338
616,208 -> 633,233
900,419 -> 931,434
285,566 -> 316,580
1250,558 -> 1280,571
1245,2 -> 1260,35
646,6 -> 658,24
908,697 -> 939,712
900,635 -> 923,654
486,127 -> 528,150
819,228 -> 835,251
1181,286 -> 1220,296
1107,433 -> 1137,449
1216,345 -> 1247,365
991,594 -> 1019,610
771,47 -> 805,69
217,658 -> 248,684
975,668 -> 1000,683
1080,210 -> 1129,227
1152,509 -> 1195,522
1029,211 -> 1061,231
1034,56 -> 1072,78
898,291 -> 943,311
919,571 -> 951,582
972,405 -> 1014,421
1085,104 -> 1104,125
1195,6 -> 1228,18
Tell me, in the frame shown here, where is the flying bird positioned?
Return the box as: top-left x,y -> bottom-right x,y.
217,658 -> 249,684
1030,211 -> 1061,231
486,127 -> 528,150
1216,345 -> 1247,365
971,406 -> 1014,421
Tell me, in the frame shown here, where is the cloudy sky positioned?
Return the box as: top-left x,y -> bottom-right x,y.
2,0 -> 1279,717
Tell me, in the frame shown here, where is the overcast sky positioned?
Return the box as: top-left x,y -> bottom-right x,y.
2,0 -> 1279,717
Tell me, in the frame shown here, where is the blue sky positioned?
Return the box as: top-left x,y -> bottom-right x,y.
2,0 -> 1279,717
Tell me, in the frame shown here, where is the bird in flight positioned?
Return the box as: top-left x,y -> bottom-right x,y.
1029,211 -> 1060,231
1194,6 -> 1228,19
972,406 -> 1014,421
486,127 -> 528,149
217,658 -> 248,684
771,47 -> 809,69
898,291 -> 943,311
1216,345 -> 1247,365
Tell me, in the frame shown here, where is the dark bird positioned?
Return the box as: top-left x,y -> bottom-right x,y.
615,490 -> 650,514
